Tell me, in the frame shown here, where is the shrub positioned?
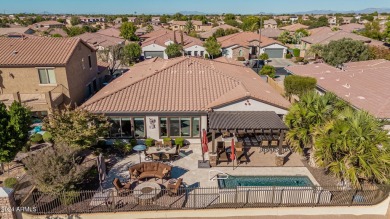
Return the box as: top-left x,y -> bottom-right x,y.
145,138 -> 154,147
4,177 -> 18,188
293,48 -> 301,57
236,56 -> 245,61
259,53 -> 269,60
130,139 -> 137,147
284,75 -> 317,97
163,137 -> 172,144
205,53 -> 209,59
175,137 -> 185,147
286,53 -> 292,59
60,191 -> 79,205
295,57 -> 304,62
42,132 -> 53,143
259,65 -> 276,78
30,133 -> 43,144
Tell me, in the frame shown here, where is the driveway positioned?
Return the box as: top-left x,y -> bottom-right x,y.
267,58 -> 295,68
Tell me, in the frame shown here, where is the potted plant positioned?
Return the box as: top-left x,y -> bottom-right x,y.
175,137 -> 185,148
163,137 -> 172,146
145,138 -> 154,147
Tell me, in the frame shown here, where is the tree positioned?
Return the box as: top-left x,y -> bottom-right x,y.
259,65 -> 276,78
278,31 -> 292,44
318,38 -> 370,66
284,75 -> 317,98
224,13 -> 236,22
184,20 -> 195,34
258,53 -> 269,60
43,107 -> 110,149
213,28 -> 225,38
203,37 -> 221,59
23,143 -> 87,193
70,16 -> 81,26
361,21 -> 382,40
65,26 -> 85,37
224,19 -> 240,27
97,44 -> 125,74
313,109 -> 390,188
381,21 -> 390,43
368,45 -> 390,60
121,17 -> 128,22
51,33 -> 63,37
120,22 -> 139,41
241,16 -> 260,31
122,43 -> 142,65
165,43 -> 183,58
146,24 -> 154,33
0,103 -> 11,172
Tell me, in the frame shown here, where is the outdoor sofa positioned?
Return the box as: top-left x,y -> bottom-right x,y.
129,162 -> 172,182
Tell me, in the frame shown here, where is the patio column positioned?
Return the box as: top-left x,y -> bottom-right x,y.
211,130 -> 216,153
278,130 -> 285,155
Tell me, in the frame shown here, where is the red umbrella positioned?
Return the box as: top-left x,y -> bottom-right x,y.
201,129 -> 208,162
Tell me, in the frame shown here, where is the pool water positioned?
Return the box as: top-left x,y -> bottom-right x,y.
218,175 -> 313,189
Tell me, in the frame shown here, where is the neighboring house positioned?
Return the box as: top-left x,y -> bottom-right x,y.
80,17 -> 105,23
0,27 -> 35,38
47,28 -> 68,37
280,23 -> 309,33
151,17 -> 161,25
339,23 -> 365,33
259,28 -> 283,39
128,17 -> 138,23
217,32 -> 288,60
341,17 -> 353,24
169,20 -> 210,32
0,37 -> 104,116
289,16 -> 299,23
141,29 -> 208,59
97,27 -> 122,39
328,17 -> 337,26
264,19 -> 278,29
78,32 -> 125,50
81,57 -> 290,142
198,24 -> 240,40
114,18 -> 122,25
33,21 -> 65,29
300,27 -> 388,57
285,59 -> 390,119
135,25 -> 163,36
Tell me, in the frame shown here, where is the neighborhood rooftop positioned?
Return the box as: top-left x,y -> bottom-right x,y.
217,31 -> 283,48
82,56 -> 290,113
141,29 -> 204,49
285,60 -> 390,119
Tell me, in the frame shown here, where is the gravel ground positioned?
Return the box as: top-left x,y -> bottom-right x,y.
301,158 -> 340,186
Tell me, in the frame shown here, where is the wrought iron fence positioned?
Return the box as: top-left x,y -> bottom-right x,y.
20,184 -> 390,215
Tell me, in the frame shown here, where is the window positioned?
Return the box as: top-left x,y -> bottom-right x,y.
134,117 -> 145,137
110,118 -> 122,137
186,51 -> 192,56
194,51 -> 198,56
121,118 -> 131,137
200,51 -> 204,57
38,69 -> 56,84
88,55 -> 92,69
92,79 -> 97,92
160,116 -> 201,137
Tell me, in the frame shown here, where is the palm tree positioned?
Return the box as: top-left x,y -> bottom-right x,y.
313,109 -> 390,188
184,20 -> 195,34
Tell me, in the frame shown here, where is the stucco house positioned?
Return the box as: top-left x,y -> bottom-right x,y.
141,29 -> 208,59
217,32 -> 288,60
81,57 -> 290,143
0,37 -> 105,116
263,19 -> 278,29
169,20 -> 211,32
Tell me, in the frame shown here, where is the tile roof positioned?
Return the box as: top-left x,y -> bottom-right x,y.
0,27 -> 33,36
260,28 -> 283,38
208,111 -> 288,130
280,23 -> 308,32
81,57 -> 290,113
135,25 -> 163,35
285,60 -> 390,119
97,28 -> 122,38
198,24 -> 240,39
170,20 -> 203,26
264,19 -> 277,25
339,23 -> 365,32
78,32 -> 124,48
217,31 -> 285,48
141,29 -> 204,49
0,37 -> 94,67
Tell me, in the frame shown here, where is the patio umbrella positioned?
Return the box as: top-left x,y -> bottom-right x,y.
133,144 -> 146,163
230,138 -> 235,169
201,129 -> 208,162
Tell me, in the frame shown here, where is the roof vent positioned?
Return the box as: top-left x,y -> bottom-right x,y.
357,96 -> 366,100
343,83 -> 351,89
336,78 -> 340,81
12,50 -> 18,55
345,93 -> 350,97
319,77 -> 325,80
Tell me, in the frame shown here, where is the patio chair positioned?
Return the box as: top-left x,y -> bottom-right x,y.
171,144 -> 180,160
164,140 -> 172,147
155,141 -> 163,148
270,140 -> 279,153
217,151 -> 230,164
261,136 -> 270,154
143,151 -> 152,161
168,178 -> 183,196
112,178 -> 132,196
236,147 -> 249,164
217,141 -> 225,153
152,153 -> 161,161
161,153 -> 170,161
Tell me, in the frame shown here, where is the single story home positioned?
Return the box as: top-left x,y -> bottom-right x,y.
285,59 -> 390,119
81,57 -> 290,143
259,28 -> 283,39
198,24 -> 240,40
218,32 -> 288,60
280,23 -> 308,32
141,30 -> 208,59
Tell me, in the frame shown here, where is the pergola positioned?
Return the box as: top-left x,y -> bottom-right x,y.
208,111 -> 288,155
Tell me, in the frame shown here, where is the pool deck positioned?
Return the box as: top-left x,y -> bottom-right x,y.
103,144 -> 318,190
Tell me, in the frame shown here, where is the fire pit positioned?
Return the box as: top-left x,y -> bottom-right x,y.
134,182 -> 161,205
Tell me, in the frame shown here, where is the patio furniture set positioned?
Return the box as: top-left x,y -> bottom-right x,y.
144,144 -> 180,162
112,161 -> 184,205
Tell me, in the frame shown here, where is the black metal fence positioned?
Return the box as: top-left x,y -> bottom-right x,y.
20,185 -> 390,215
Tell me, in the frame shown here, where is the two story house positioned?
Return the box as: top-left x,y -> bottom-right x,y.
0,37 -> 106,116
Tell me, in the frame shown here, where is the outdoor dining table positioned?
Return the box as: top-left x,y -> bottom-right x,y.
147,146 -> 176,154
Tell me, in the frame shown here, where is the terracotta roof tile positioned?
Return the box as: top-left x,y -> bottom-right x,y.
141,29 -> 204,49
280,23 -> 308,32
285,60 -> 390,119
82,57 -> 290,113
199,24 -> 240,39
0,37 -> 93,67
217,31 -> 284,48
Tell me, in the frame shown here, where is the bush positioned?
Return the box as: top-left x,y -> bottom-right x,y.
259,53 -> 269,60
4,177 -> 18,188
259,65 -> 276,78
286,53 -> 292,59
175,137 -> 185,147
42,132 -> 53,142
30,133 -> 43,144
145,138 -> 154,147
163,137 -> 172,145
205,53 -> 209,59
293,48 -> 301,57
284,75 -> 317,97
295,57 -> 304,62
130,139 -> 137,147
236,56 -> 245,61
60,191 -> 79,205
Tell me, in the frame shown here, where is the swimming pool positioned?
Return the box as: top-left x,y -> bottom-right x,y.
218,175 -> 314,189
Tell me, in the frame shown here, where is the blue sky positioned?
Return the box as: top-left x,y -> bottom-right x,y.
2,0 -> 390,14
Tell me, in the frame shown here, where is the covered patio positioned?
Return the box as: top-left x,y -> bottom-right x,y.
207,111 -> 295,167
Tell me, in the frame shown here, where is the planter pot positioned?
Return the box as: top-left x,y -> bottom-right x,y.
209,153 -> 217,167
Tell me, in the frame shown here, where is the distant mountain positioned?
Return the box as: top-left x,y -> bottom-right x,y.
294,8 -> 390,15
176,11 -> 206,15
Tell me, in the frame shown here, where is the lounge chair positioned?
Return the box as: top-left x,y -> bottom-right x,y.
168,178 -> 183,196
112,178 -> 132,196
155,141 -> 163,148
